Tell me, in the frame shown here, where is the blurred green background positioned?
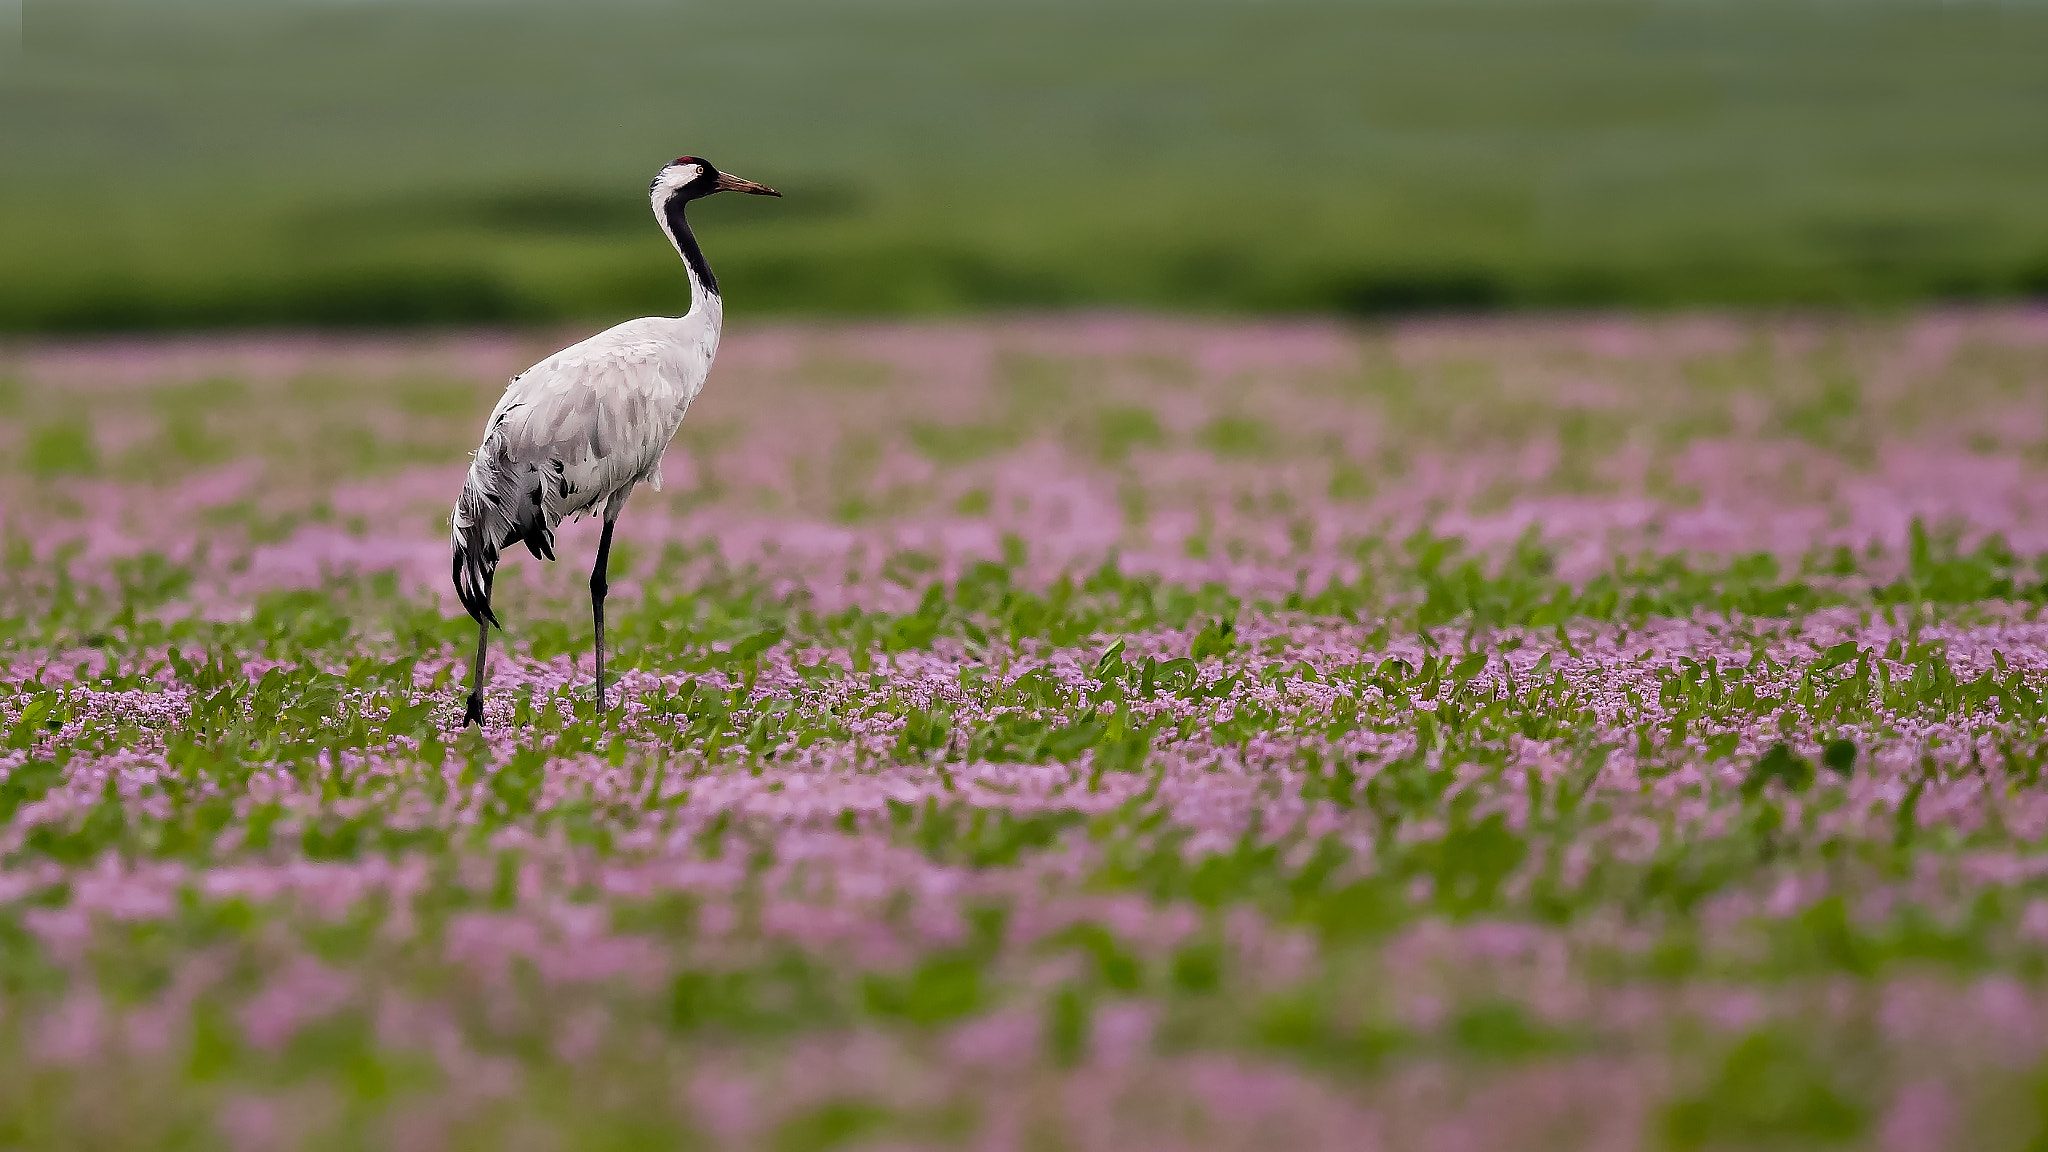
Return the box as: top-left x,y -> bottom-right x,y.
5,0 -> 2048,330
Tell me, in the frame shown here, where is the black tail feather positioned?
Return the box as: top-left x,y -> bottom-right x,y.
452,528 -> 501,628
453,425 -> 563,626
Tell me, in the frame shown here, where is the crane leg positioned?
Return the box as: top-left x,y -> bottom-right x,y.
464,619 -> 489,727
591,517 -> 617,715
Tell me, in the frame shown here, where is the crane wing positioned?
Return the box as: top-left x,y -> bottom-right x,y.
450,325 -> 708,624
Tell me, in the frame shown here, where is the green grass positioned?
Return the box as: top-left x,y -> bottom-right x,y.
5,0 -> 2048,330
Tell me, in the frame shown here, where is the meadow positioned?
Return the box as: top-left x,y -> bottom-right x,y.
0,310 -> 2047,1148
8,0 -> 2048,328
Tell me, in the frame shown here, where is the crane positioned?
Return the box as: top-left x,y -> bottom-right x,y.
450,156 -> 779,726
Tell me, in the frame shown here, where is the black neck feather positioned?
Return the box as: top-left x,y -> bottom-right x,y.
662,194 -> 719,297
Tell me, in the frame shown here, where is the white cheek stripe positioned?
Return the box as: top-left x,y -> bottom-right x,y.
651,163 -> 702,201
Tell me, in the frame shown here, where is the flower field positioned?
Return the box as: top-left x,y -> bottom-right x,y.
6,311 -> 2048,1150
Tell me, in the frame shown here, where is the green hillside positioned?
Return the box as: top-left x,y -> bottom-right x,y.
5,0 -> 2047,328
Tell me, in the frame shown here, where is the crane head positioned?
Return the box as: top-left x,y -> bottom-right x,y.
650,156 -> 781,203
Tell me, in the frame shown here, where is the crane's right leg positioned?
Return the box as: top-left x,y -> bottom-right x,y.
590,517 -> 617,715
463,619 -> 489,727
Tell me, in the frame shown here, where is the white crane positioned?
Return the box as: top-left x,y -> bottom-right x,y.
451,156 -> 779,726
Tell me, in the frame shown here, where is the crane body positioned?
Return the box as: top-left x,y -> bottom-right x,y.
450,157 -> 778,726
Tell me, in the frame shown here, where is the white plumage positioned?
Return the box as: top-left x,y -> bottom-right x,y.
451,156 -> 779,726
452,312 -> 718,595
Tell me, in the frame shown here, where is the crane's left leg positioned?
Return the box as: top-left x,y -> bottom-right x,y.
463,619 -> 489,727
591,516 -> 618,714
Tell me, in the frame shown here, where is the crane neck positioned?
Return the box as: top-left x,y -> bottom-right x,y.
657,194 -> 720,316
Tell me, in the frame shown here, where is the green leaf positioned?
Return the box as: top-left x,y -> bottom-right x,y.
862,954 -> 985,1026
1821,739 -> 1857,776
1744,742 -> 1815,798
1814,641 -> 1860,673
1044,983 -> 1091,1068
727,626 -> 785,663
0,759 -> 62,819
1091,639 -> 1127,679
6,696 -> 53,749
1660,1029 -> 1867,1149
1190,619 -> 1235,662
1040,720 -> 1107,762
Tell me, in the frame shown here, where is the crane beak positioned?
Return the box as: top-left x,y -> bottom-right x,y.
713,172 -> 781,197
